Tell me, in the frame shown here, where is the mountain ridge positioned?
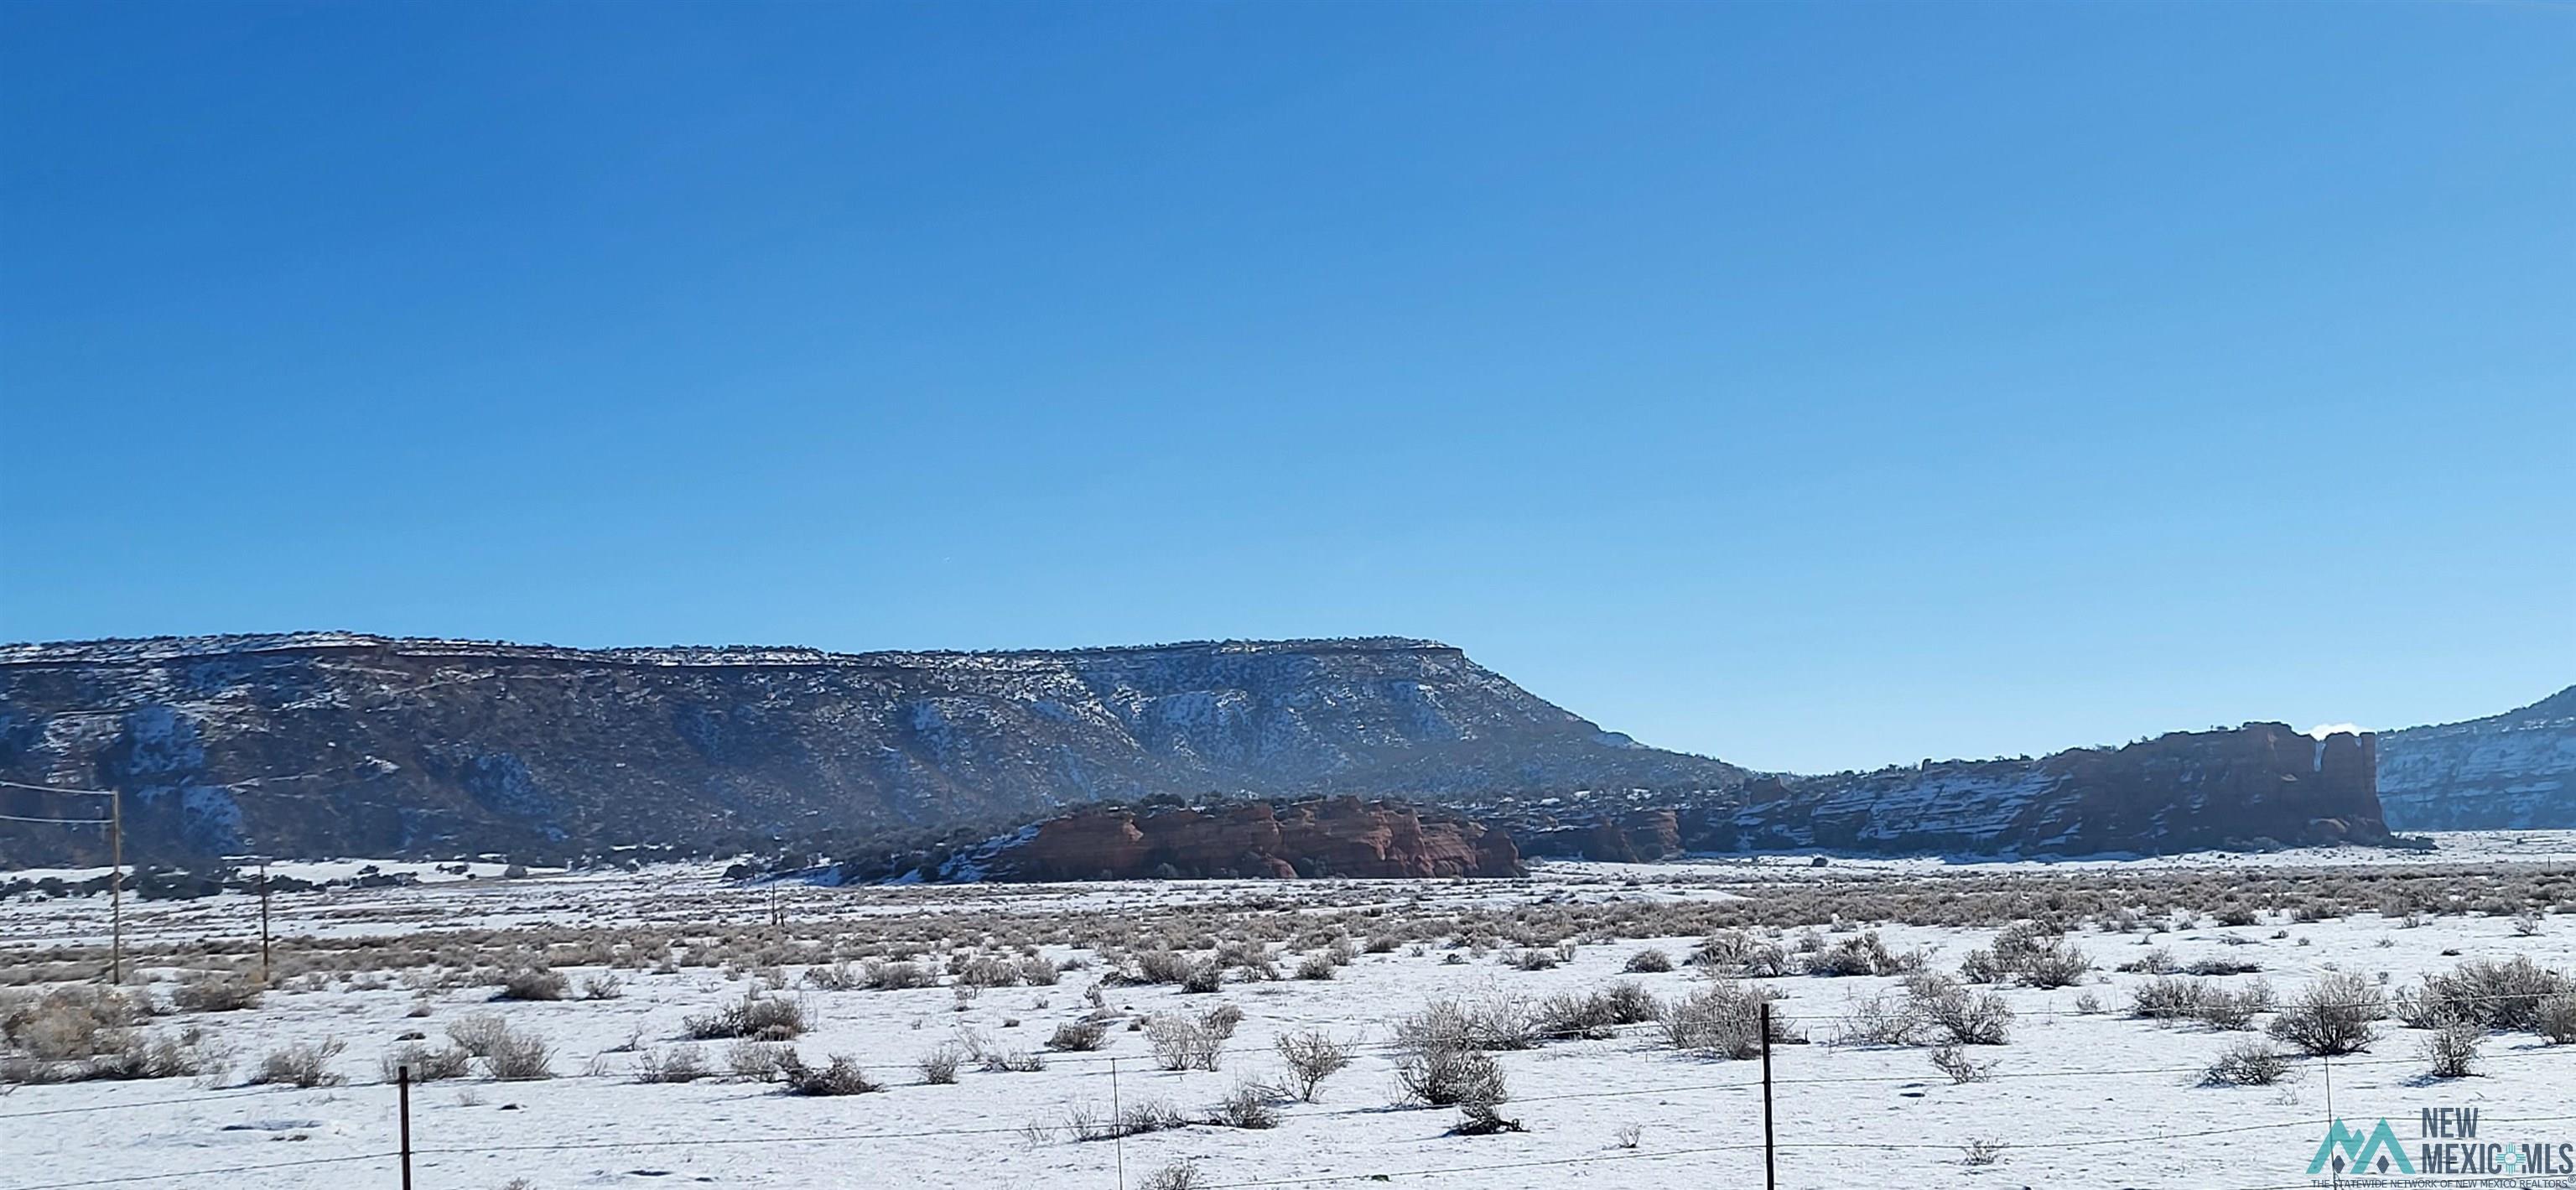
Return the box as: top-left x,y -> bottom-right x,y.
2375,684 -> 2576,830
0,631 -> 1742,867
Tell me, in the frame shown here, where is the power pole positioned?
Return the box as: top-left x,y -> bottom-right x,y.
397,1063 -> 414,1190
1109,1055 -> 1126,1190
2324,1053 -> 2336,1188
107,787 -> 123,984
258,858 -> 273,985
1759,999 -> 1777,1190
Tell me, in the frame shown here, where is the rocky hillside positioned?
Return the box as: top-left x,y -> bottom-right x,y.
958,797 -> 1521,881
0,633 -> 1742,867
2376,686 -> 2576,830
1489,723 -> 2393,860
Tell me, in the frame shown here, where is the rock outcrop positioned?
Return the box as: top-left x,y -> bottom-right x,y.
0,632 -> 1740,866
2375,687 -> 2576,830
967,798 -> 1522,881
1485,723 -> 2394,860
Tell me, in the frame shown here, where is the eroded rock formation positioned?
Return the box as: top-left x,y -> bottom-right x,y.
1487,723 -> 2394,860
974,798 -> 1522,881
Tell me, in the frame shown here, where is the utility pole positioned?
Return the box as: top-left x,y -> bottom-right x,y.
107,787 -> 123,984
397,1063 -> 414,1190
1759,999 -> 1777,1190
258,858 -> 273,985
2324,1053 -> 2336,1188
1109,1055 -> 1126,1190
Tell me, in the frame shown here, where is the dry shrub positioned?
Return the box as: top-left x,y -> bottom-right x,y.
2267,972 -> 2384,1056
2201,1039 -> 2288,1087
496,965 -> 568,1001
1908,973 -> 2012,1046
2,986 -> 150,1061
252,1040 -> 347,1088
1276,1030 -> 1353,1102
483,1026 -> 554,1081
381,1042 -> 471,1083
1836,991 -> 1928,1047
864,960 -> 933,990
2397,958 -> 2570,1032
2017,943 -> 2093,990
1929,1045 -> 1993,1083
1394,996 -> 1535,1055
82,1029 -> 226,1083
1178,960 -> 1225,995
1623,948 -> 1675,974
635,1044 -> 711,1083
917,1045 -> 963,1084
980,1047 -> 1046,1073
780,1052 -> 880,1095
1132,951 -> 1193,985
686,991 -> 808,1041
2421,1022 -> 2482,1078
1145,1014 -> 1224,1072
727,1041 -> 792,1082
1046,1019 -> 1109,1052
1126,1098 -> 1191,1135
953,956 -> 1020,988
2541,991 -> 2576,1045
802,963 -> 862,991
1805,932 -> 1909,977
1661,981 -> 1788,1059
1208,1081 -> 1280,1129
1395,1042 -> 1509,1108
1691,931 -> 1788,978
445,1012 -> 512,1056
170,975 -> 262,1013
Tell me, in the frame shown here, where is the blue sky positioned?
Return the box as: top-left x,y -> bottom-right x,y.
3,3 -> 2568,774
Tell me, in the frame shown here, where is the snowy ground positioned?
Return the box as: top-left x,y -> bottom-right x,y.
6,836 -> 2576,1190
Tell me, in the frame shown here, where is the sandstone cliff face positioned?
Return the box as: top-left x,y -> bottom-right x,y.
0,633 -> 1740,866
2375,687 -> 2576,830
1486,723 -> 2392,860
970,798 -> 1522,881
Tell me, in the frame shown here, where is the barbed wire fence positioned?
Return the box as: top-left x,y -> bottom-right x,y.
6,1001 -> 2572,1190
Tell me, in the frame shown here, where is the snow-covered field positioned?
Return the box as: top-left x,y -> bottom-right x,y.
7,837 -> 2576,1190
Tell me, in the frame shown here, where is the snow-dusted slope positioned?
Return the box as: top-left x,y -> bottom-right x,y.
2376,686 -> 2576,830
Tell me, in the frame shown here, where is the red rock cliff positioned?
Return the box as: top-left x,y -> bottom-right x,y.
989,797 -> 1522,881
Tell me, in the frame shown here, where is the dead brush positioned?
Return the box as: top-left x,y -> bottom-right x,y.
169,974 -> 262,1013
381,1042 -> 472,1083
251,1040 -> 347,1088
685,990 -> 808,1041
1145,1013 -> 1225,1072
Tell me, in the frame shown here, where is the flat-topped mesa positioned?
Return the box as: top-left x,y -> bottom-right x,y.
1498,723 -> 2392,860
2376,686 -> 2576,830
0,632 -> 1741,867
973,797 -> 1523,881
0,632 -> 1467,669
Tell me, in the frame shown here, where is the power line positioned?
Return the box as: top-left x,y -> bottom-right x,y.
0,1151 -> 388,1190
0,812 -> 109,824
0,1086 -> 293,1120
0,778 -> 117,797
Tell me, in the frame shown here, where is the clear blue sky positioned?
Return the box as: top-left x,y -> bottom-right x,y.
3,3 -> 2568,774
